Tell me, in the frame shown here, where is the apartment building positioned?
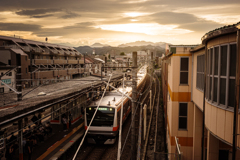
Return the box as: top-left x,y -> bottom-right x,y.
162,22 -> 240,160
0,65 -> 16,93
0,35 -> 85,88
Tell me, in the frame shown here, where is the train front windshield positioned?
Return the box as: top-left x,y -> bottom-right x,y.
86,107 -> 115,127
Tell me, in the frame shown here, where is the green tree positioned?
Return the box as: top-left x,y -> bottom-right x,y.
120,52 -> 125,56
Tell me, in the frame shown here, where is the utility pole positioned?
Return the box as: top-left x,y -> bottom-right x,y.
131,51 -> 137,160
117,74 -> 125,160
150,52 -> 153,111
84,53 -> 86,75
16,54 -> 22,101
105,56 -> 107,76
18,119 -> 23,160
30,51 -> 33,87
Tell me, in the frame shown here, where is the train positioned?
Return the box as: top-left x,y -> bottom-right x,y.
84,65 -> 148,144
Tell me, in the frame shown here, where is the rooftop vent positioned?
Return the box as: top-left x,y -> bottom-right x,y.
38,92 -> 46,96
113,97 -> 115,101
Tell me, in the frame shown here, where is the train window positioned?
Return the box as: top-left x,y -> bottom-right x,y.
86,107 -> 115,127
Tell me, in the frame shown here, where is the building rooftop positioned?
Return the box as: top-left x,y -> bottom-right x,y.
169,45 -> 199,48
201,21 -> 240,44
0,74 -> 122,123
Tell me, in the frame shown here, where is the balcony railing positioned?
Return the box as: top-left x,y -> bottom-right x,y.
50,49 -> 58,54
33,59 -> 53,65
68,69 -> 79,74
22,46 -> 30,52
43,48 -> 50,53
79,59 -> 84,64
68,60 -> 78,64
32,47 -> 43,53
57,50 -> 65,55
2,44 -> 20,49
34,71 -> 53,79
53,59 -> 67,64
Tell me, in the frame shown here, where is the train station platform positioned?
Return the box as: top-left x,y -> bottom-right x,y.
32,119 -> 84,160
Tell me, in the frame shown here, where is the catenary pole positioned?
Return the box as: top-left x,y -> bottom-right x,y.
131,51 -> 137,160
117,74 -> 125,160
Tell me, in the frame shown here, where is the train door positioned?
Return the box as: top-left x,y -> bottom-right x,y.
51,104 -> 61,124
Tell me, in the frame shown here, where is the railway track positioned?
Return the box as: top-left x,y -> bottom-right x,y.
66,71 -> 165,160
68,73 -> 151,160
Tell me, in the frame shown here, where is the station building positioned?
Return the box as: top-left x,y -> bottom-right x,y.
162,22 -> 240,160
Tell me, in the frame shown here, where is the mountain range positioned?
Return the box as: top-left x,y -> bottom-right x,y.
74,41 -> 168,57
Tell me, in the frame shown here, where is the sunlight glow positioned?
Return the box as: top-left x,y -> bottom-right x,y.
131,19 -> 138,22
98,23 -> 193,35
124,12 -> 148,17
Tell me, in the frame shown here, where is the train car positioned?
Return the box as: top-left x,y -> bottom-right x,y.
84,65 -> 148,144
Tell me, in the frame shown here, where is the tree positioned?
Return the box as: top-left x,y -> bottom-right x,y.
120,52 -> 125,56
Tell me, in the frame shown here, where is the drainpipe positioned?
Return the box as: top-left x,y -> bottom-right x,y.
232,27 -> 240,160
201,45 -> 207,160
191,52 -> 194,101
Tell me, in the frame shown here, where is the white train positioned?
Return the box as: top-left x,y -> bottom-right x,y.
84,65 -> 148,144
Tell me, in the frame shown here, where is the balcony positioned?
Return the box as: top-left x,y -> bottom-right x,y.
68,60 -> 79,64
57,50 -> 64,55
33,59 -> 53,65
50,49 -> 58,54
22,46 -> 30,52
34,71 -> 53,79
4,44 -> 20,49
58,70 -> 67,76
53,59 -> 67,64
79,68 -> 84,73
32,47 -> 43,53
79,59 -> 84,64
67,69 -> 79,75
42,48 -> 50,54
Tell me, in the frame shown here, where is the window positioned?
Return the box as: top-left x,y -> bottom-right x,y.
180,57 -> 189,84
179,103 -> 188,130
171,47 -> 176,53
196,54 -> 205,91
206,43 -> 237,108
8,72 -> 12,76
0,88 -> 4,93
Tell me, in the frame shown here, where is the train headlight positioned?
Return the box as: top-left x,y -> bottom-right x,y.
89,107 -> 91,110
110,108 -> 112,111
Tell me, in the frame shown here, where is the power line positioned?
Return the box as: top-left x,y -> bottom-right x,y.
72,74 -> 113,160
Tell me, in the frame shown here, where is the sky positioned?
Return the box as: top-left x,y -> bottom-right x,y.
0,0 -> 240,47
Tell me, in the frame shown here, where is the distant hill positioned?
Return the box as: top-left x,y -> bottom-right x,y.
118,41 -> 168,48
91,43 -> 110,48
74,44 -> 165,57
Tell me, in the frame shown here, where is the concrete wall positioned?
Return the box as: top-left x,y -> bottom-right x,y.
192,49 -> 205,111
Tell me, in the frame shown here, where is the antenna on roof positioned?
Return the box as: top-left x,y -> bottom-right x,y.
45,37 -> 48,43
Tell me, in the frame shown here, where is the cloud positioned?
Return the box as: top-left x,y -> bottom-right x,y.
32,14 -> 54,18
0,23 -> 41,31
15,8 -> 60,18
61,11 -> 80,19
150,12 -> 197,24
179,21 -> 223,32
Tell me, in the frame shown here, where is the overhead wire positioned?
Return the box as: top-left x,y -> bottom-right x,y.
72,74 -> 113,160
